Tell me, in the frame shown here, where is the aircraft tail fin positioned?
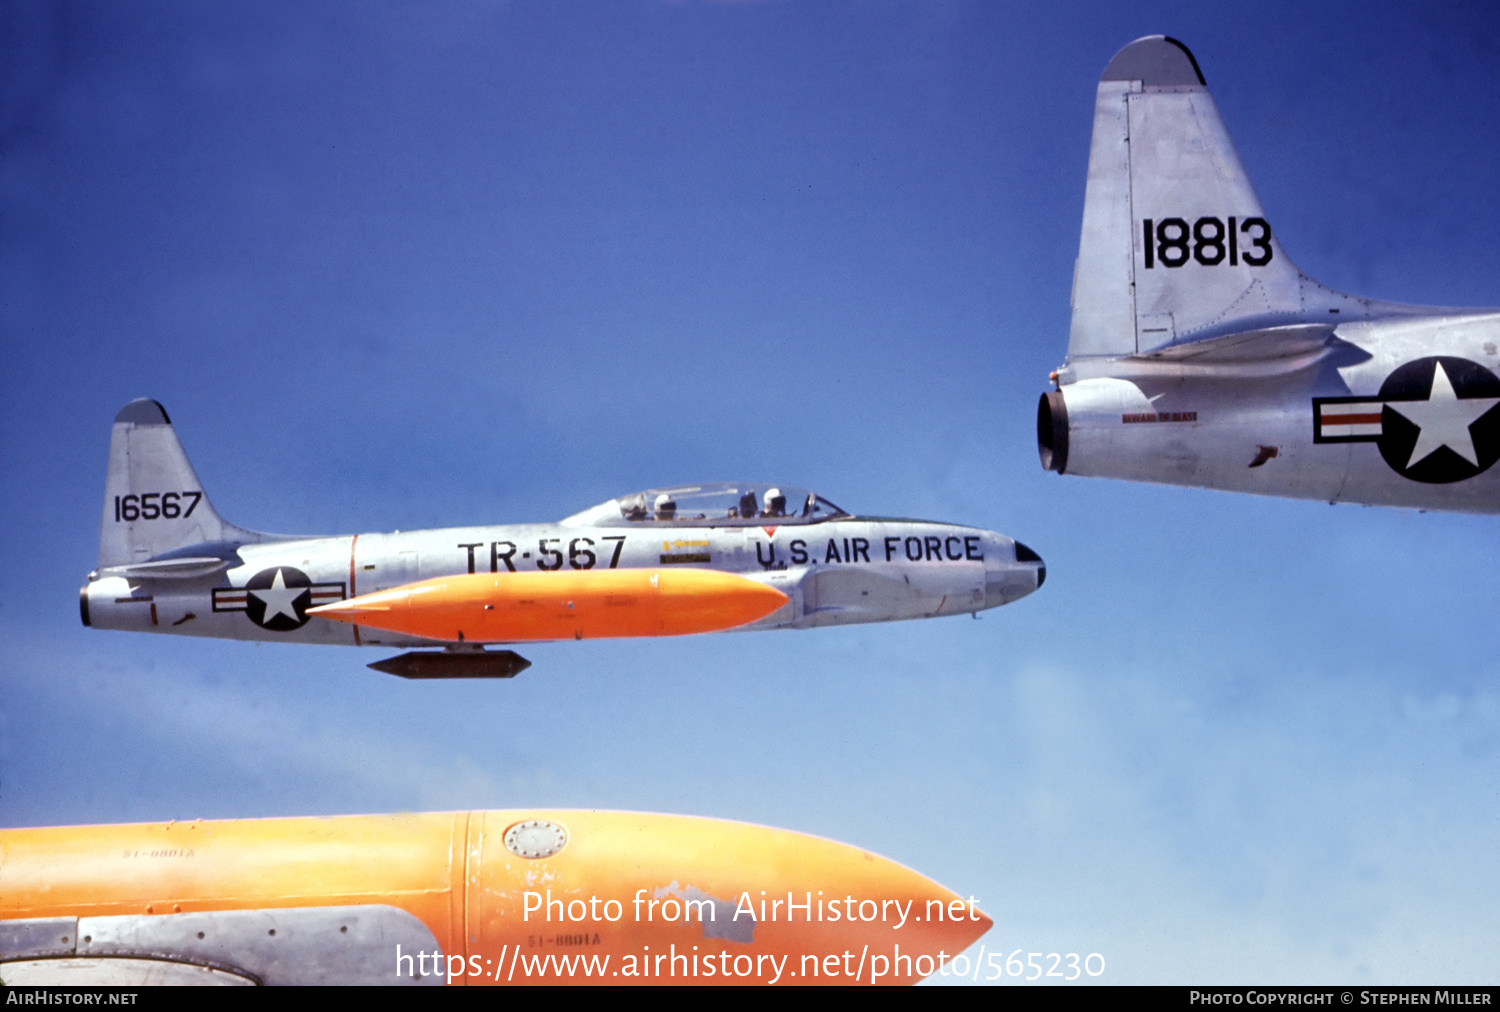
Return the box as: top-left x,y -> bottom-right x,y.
98,400 -> 271,569
1068,36 -> 1369,360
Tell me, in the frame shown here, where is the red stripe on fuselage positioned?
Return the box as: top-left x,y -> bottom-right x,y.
349,534 -> 362,647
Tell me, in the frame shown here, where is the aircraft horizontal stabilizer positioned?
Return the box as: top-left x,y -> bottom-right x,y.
1133,323 -> 1334,363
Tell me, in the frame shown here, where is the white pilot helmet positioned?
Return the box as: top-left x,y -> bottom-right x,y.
654,493 -> 677,518
763,487 -> 786,514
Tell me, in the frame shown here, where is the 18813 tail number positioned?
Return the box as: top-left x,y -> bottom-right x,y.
1142,216 -> 1272,269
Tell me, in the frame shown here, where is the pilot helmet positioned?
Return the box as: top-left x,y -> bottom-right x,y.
654,493 -> 677,521
763,487 -> 786,516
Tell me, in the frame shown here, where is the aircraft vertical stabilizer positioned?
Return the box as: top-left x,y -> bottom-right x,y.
1043,36 -> 1500,515
1068,36 -> 1374,360
98,400 -> 266,568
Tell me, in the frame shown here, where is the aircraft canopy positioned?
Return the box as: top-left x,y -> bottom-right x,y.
562,483 -> 848,527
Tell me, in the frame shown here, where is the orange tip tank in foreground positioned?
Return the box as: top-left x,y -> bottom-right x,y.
308,568 -> 790,644
0,810 -> 990,986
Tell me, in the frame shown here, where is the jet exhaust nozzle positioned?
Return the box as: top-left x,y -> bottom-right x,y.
1038,391 -> 1069,473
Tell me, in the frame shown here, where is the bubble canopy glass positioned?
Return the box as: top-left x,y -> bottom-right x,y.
562,483 -> 849,527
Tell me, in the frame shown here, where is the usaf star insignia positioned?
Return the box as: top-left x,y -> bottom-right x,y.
1313,356 -> 1500,483
213,567 -> 347,631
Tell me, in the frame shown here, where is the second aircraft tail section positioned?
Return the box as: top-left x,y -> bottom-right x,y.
1069,36 -> 1375,360
99,400 -> 276,570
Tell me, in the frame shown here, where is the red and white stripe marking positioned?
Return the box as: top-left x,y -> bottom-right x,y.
1317,400 -> 1384,439
212,583 -> 345,613
308,585 -> 344,606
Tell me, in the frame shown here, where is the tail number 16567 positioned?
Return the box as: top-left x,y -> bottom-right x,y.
114,491 -> 202,522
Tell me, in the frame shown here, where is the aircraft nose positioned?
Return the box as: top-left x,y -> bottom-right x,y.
982,536 -> 1046,607
1014,541 -> 1046,588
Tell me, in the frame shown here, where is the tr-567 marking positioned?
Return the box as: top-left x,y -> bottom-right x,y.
457,537 -> 627,573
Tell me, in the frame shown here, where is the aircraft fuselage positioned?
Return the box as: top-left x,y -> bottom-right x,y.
1044,314 -> 1500,513
83,516 -> 1036,648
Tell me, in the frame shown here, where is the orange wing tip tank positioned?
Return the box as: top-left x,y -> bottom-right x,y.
0,811 -> 990,986
308,569 -> 790,643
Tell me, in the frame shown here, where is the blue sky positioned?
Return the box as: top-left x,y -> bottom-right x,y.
4,0 -> 1500,985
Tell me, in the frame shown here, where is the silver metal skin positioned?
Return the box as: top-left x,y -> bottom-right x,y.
81,402 -> 1044,658
1039,36 -> 1500,514
0,905 -> 444,985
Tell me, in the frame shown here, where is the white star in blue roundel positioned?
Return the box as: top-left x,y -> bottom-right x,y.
1387,361 -> 1500,469
249,568 -> 306,626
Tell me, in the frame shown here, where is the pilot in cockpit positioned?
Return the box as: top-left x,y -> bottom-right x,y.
654,494 -> 676,521
733,491 -> 757,519
761,488 -> 787,518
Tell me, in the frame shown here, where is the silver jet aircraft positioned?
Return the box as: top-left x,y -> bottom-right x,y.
1038,36 -> 1500,514
82,400 -> 1045,677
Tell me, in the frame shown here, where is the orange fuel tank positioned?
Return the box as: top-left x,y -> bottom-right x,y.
0,810 -> 990,986
307,568 -> 789,643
